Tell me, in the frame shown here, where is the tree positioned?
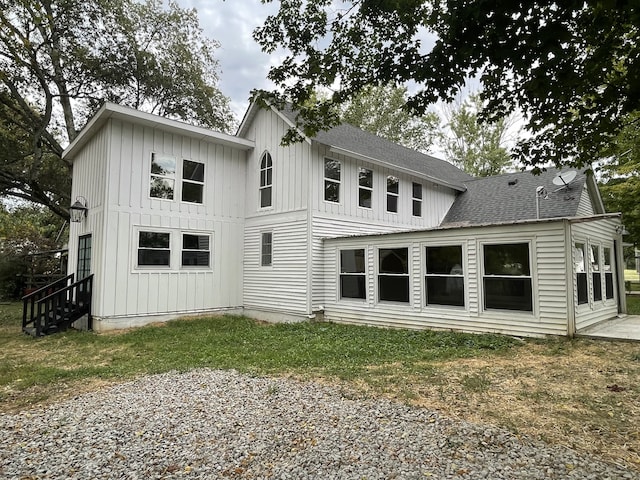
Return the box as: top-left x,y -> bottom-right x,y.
599,111 -> 640,247
341,84 -> 439,153
440,94 -> 514,177
0,0 -> 234,219
253,1 -> 639,170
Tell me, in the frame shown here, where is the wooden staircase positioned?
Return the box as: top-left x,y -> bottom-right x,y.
22,274 -> 94,336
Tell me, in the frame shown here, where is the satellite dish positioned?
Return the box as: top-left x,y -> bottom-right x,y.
552,170 -> 577,189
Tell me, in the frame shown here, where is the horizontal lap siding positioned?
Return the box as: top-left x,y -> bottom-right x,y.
243,214 -> 309,314
572,218 -> 620,330
323,223 -> 571,338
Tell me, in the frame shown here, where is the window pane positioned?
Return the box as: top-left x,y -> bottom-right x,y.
484,278 -> 532,311
379,248 -> 408,274
387,194 -> 398,213
426,277 -> 464,306
261,232 -> 272,266
325,181 -> 339,202
341,249 -> 365,273
593,273 -> 602,301
261,152 -> 272,168
183,160 -> 204,182
182,251 -> 210,266
150,178 -> 174,199
182,182 -> 203,203
484,243 -> 530,276
413,199 -> 421,217
605,273 -> 614,299
260,186 -> 272,208
138,249 -> 170,266
325,159 -> 340,180
341,276 -> 366,299
151,154 -> 175,175
387,176 -> 399,194
359,189 -> 372,208
359,168 -> 372,187
140,232 -> 170,249
577,273 -> 588,304
412,182 -> 422,200
183,234 -> 208,250
379,275 -> 409,302
426,246 -> 463,275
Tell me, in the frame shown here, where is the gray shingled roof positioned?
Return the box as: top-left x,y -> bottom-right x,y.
279,107 -> 473,189
441,169 -> 589,226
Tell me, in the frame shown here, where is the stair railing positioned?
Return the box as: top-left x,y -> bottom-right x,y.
22,274 -> 74,333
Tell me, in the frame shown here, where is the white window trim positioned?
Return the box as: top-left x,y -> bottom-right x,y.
358,167 -> 373,209
323,157 -> 341,204
412,182 -> 423,217
386,175 -> 399,214
135,228 -> 172,270
338,247 -> 368,302
422,242 -> 467,310
149,152 -> 176,201
259,151 -> 273,210
376,245 -> 411,305
182,158 -> 205,204
180,232 -> 212,269
260,231 -> 273,267
588,241 -> 604,304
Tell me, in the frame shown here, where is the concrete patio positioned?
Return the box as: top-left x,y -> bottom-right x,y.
578,315 -> 640,341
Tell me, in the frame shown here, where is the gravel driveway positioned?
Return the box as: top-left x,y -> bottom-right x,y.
0,369 -> 635,479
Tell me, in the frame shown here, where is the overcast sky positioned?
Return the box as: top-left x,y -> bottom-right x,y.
176,0 -> 279,120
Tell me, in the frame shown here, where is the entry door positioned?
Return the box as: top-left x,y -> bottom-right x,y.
77,234 -> 92,279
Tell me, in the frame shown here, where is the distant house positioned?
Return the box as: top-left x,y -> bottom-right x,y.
61,101 -> 626,338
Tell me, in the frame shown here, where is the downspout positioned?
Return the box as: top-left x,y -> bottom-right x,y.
615,231 -> 627,315
564,219 -> 576,337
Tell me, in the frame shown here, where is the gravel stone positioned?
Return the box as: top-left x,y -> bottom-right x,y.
0,369 -> 635,479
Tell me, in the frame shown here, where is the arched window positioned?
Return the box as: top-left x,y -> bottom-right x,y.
259,151 -> 272,208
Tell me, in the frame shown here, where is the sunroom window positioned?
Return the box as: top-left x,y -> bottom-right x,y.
483,243 -> 532,312
604,247 -> 614,299
425,245 -> 464,307
340,249 -> 366,299
591,244 -> 602,301
378,247 -> 409,302
575,242 -> 588,305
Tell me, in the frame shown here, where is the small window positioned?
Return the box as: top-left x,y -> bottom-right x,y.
138,231 -> 170,266
425,246 -> 464,307
378,248 -> 409,302
604,247 -> 614,300
386,176 -> 399,213
575,242 -> 588,305
340,249 -> 366,299
259,152 -> 273,208
182,234 -> 210,267
261,232 -> 273,266
150,153 -> 176,199
412,182 -> 422,217
483,243 -> 532,312
358,168 -> 373,208
182,160 -> 204,203
591,244 -> 602,301
324,158 -> 340,203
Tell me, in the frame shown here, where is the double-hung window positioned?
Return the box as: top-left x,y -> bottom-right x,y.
378,248 -> 409,303
261,232 -> 273,266
412,182 -> 423,217
386,176 -> 399,213
483,243 -> 532,312
604,247 -> 614,299
260,152 -> 273,208
182,234 -> 210,267
324,158 -> 340,202
150,154 -> 176,199
425,246 -> 464,307
591,245 -> 602,301
138,232 -> 171,267
182,160 -> 204,203
358,168 -> 373,208
575,242 -> 588,304
340,249 -> 366,299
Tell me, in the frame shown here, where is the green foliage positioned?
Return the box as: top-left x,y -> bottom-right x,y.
440,94 -> 514,176
0,0 -> 234,218
341,84 -> 439,153
253,2 -> 639,170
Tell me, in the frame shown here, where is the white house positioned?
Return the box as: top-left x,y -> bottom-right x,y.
60,101 -> 626,338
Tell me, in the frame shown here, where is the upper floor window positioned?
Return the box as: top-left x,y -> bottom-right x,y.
182,160 -> 204,203
425,245 -> 464,307
138,231 -> 171,267
324,158 -> 341,203
483,243 -> 532,312
340,249 -> 366,299
182,234 -> 210,267
386,176 -> 399,213
150,153 -> 176,199
378,247 -> 409,303
358,168 -> 373,208
260,152 -> 273,208
412,182 -> 423,217
261,232 -> 273,266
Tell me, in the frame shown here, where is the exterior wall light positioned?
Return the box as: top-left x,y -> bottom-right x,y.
69,196 -> 88,223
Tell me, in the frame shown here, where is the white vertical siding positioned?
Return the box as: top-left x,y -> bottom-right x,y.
322,222 -> 573,338
576,185 -> 595,216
